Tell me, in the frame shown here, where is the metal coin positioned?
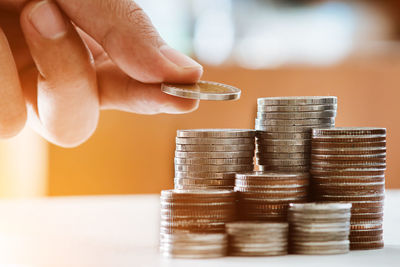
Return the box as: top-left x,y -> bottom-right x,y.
311,141 -> 386,148
257,96 -> 337,106
311,135 -> 386,143
256,152 -> 309,159
256,158 -> 310,166
175,137 -> 254,145
175,185 -> 234,190
256,144 -> 310,153
256,139 -> 311,146
311,147 -> 386,155
312,127 -> 386,137
255,124 -> 334,132
311,153 -> 386,161
175,171 -> 236,179
175,151 -> 254,158
162,80 -> 241,100
175,164 -> 253,172
177,129 -> 255,138
236,171 -> 309,180
174,178 -> 235,186
161,189 -> 235,199
256,110 -> 336,119
256,117 -> 335,126
258,104 -> 337,112
256,132 -> 311,139
174,157 -> 254,165
176,144 -> 255,152
255,118 -> 335,126
259,165 -> 310,172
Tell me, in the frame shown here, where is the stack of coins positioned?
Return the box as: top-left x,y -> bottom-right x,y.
160,190 -> 236,258
160,232 -> 228,258
234,172 -> 309,221
226,222 -> 289,256
310,127 -> 386,250
174,129 -> 255,190
288,203 -> 351,255
255,96 -> 337,171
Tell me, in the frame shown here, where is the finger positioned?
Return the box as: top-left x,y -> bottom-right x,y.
55,0 -> 203,83
20,0 -> 99,147
0,27 -> 27,137
97,60 -> 199,114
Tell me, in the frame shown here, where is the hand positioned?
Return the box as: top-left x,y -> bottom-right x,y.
0,0 -> 202,147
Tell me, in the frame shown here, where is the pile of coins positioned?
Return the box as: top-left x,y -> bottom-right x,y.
226,222 -> 289,256
288,203 -> 351,255
159,190 -> 236,258
174,129 -> 255,190
310,127 -> 386,250
255,96 -> 337,172
160,232 -> 228,259
235,172 -> 309,221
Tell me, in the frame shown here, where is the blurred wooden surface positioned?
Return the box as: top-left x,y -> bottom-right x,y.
48,59 -> 399,195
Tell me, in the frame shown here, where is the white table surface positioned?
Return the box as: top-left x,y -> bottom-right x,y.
0,191 -> 399,267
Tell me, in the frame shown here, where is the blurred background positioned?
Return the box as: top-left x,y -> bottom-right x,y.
1,0 -> 399,197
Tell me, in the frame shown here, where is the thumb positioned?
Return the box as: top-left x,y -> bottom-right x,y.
55,0 -> 203,83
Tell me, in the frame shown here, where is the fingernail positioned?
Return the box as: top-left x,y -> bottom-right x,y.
160,45 -> 202,69
29,1 -> 67,40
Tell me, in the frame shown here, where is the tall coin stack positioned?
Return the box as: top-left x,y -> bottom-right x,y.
288,203 -> 352,255
310,127 -> 386,250
160,190 -> 236,258
174,129 -> 255,190
226,222 -> 289,256
235,172 -> 309,221
255,96 -> 337,172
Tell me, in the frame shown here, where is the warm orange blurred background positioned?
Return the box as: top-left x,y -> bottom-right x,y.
1,0 -> 400,197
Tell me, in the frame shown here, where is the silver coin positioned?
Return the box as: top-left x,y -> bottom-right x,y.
312,127 -> 386,136
174,157 -> 254,165
256,152 -> 309,159
259,165 -> 310,172
174,178 -> 235,186
255,118 -> 335,126
177,129 -> 255,138
257,96 -> 337,106
255,124 -> 334,132
174,184 -> 234,190
161,80 -> 241,100
175,164 -> 253,172
176,144 -> 255,152
175,151 -> 254,158
256,158 -> 310,166
256,144 -> 310,153
257,139 -> 311,146
256,132 -> 311,139
176,137 -> 254,145
256,110 -> 336,119
175,171 -> 236,179
258,104 -> 337,112
236,171 -> 309,179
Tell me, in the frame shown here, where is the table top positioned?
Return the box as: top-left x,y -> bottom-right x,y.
0,191 -> 399,267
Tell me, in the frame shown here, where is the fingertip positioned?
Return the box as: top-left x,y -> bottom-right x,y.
0,111 -> 27,139
162,97 -> 200,114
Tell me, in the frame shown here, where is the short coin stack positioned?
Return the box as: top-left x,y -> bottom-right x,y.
310,127 -> 386,250
174,129 -> 255,190
255,96 -> 337,172
226,222 -> 289,256
288,203 -> 352,255
235,172 -> 309,221
160,190 -> 236,258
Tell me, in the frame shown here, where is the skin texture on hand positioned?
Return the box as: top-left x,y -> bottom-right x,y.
0,0 -> 202,147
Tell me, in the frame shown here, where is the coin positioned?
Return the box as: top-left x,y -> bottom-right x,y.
175,151 -> 254,158
177,129 -> 255,138
256,132 -> 311,139
174,178 -> 235,186
257,139 -> 311,146
312,127 -> 386,136
175,171 -> 236,179
175,137 -> 254,145
175,164 -> 253,172
161,80 -> 241,100
174,157 -> 254,165
256,110 -> 336,119
255,124 -> 334,132
256,158 -> 310,166
176,144 -> 255,152
311,141 -> 386,148
255,118 -> 335,126
256,144 -> 310,153
311,153 -> 386,161
257,96 -> 337,106
259,165 -> 310,172
311,135 -> 386,143
258,104 -> 337,112
256,152 -> 309,159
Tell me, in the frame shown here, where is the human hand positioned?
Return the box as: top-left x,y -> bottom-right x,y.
0,0 -> 202,147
